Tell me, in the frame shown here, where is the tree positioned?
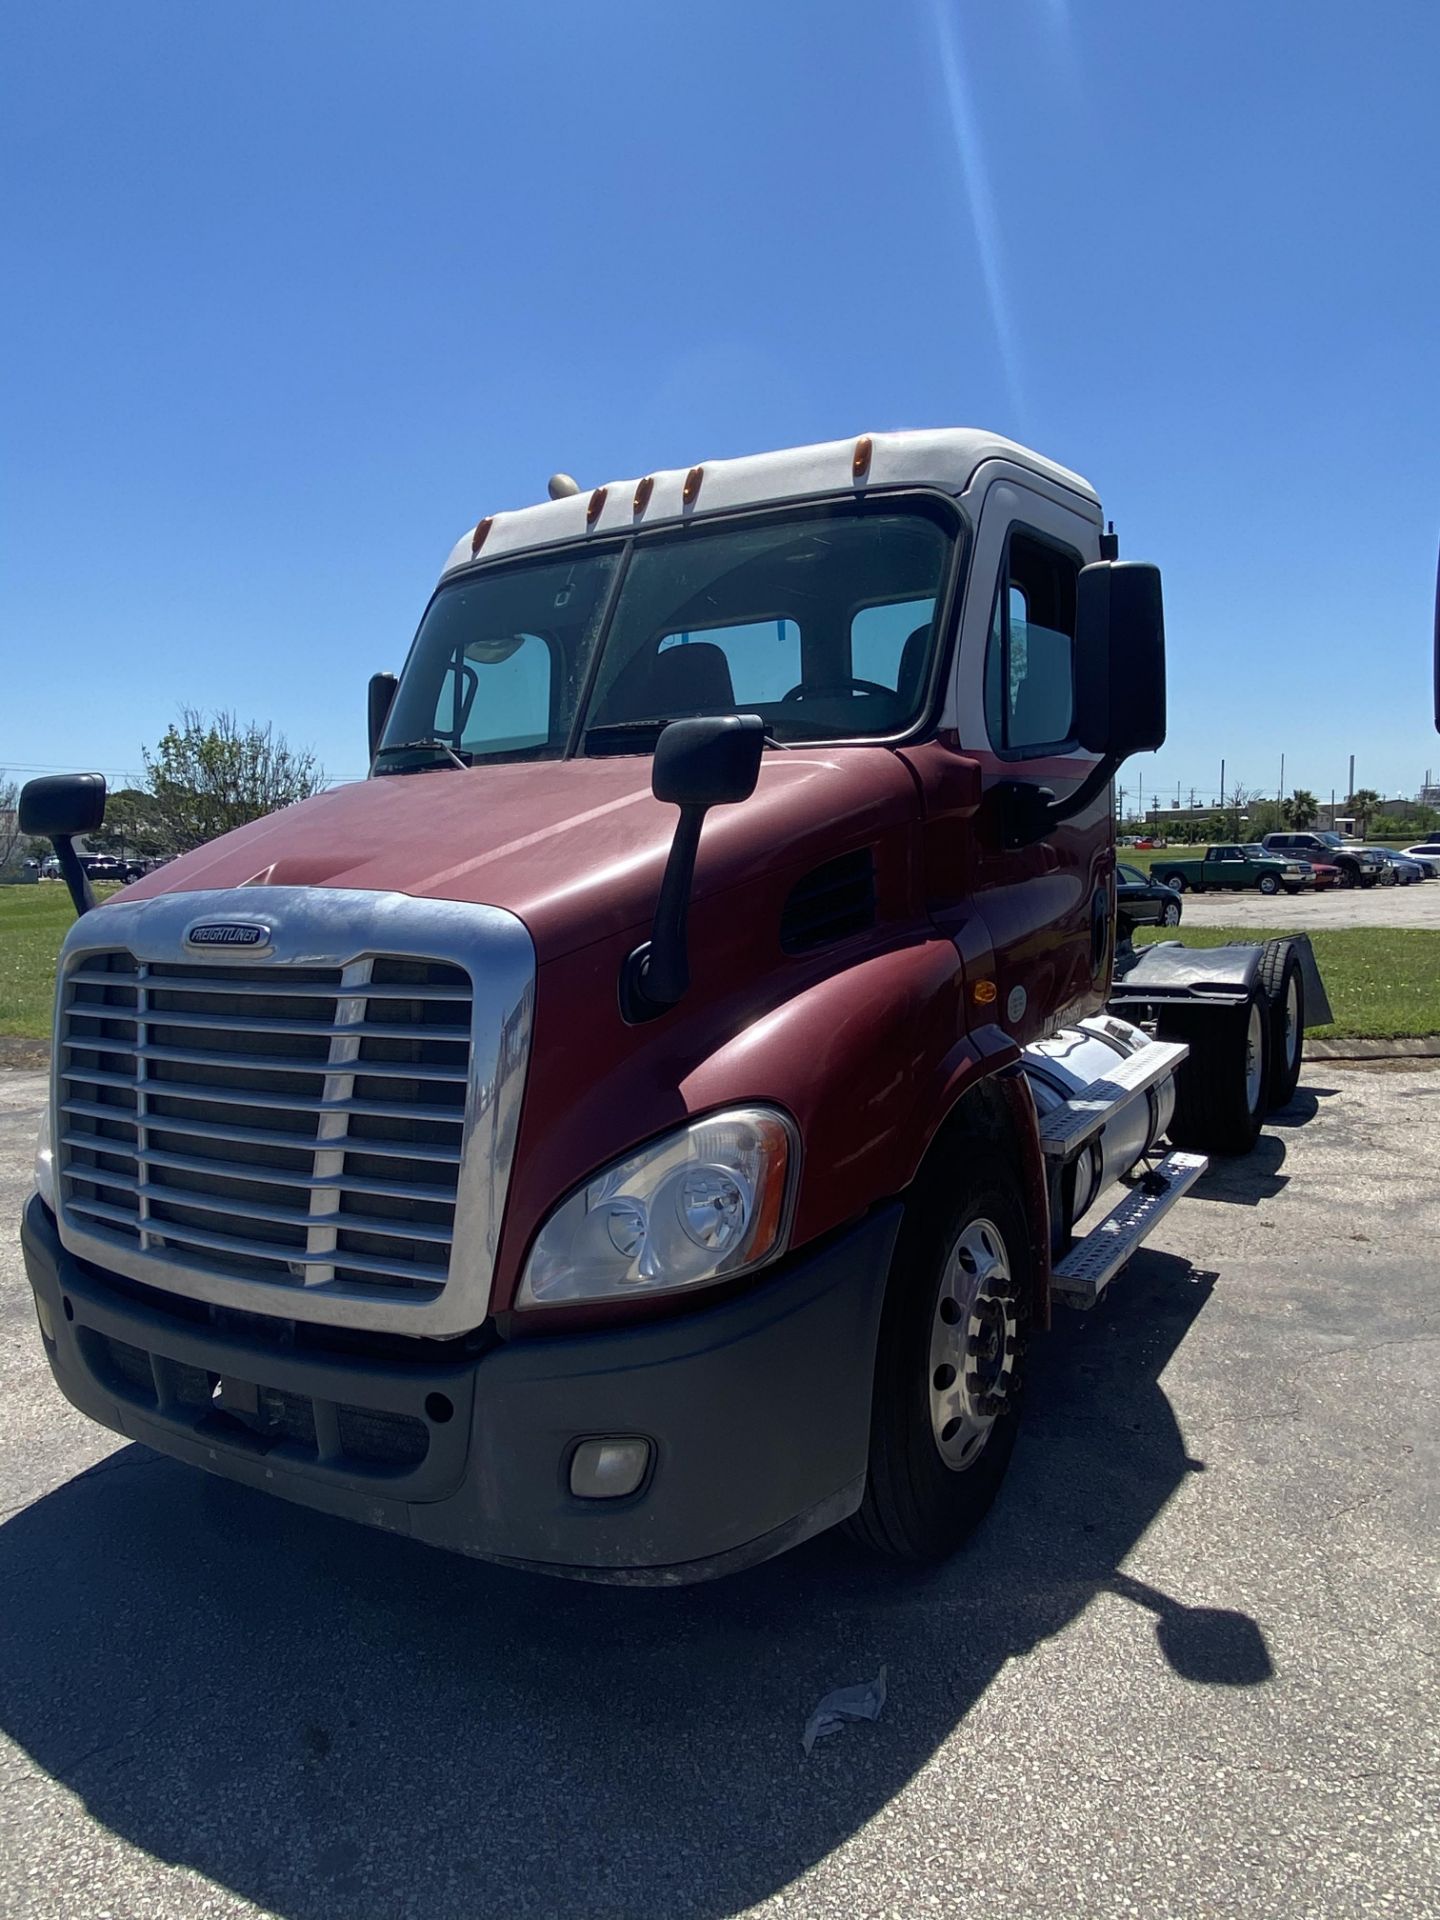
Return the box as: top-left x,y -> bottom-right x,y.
1347,788 -> 1382,836
142,710 -> 326,853
0,774 -> 20,872
1222,782 -> 1262,840
1245,797 -> 1285,839
87,787 -> 177,861
1284,789 -> 1319,829
1369,814 -> 1404,841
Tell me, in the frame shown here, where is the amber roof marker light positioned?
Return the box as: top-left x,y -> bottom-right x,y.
852,434 -> 873,482
683,465 -> 704,507
587,486 -> 608,526
470,515 -> 494,559
633,474 -> 655,516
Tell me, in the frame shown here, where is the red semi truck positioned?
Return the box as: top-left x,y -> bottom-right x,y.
20,429 -> 1331,1581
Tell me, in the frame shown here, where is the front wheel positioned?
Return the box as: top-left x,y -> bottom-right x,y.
1338,865 -> 1357,889
1258,873 -> 1280,896
1162,900 -> 1182,926
847,1151 -> 1032,1564
1160,987 -> 1271,1155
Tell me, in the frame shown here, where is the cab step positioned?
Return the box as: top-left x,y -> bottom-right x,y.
1036,1039 -> 1190,1159
1050,1149 -> 1208,1310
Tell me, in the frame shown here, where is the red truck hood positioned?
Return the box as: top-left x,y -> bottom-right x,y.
119,751 -> 920,960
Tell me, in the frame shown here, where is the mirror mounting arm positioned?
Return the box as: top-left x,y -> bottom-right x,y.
997,754 -> 1121,850
620,805 -> 705,1019
54,838 -> 98,919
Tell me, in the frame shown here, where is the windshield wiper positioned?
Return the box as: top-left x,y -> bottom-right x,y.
584,717 -> 794,756
373,738 -> 471,772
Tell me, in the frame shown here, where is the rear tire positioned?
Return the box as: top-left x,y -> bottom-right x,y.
1159,987 -> 1271,1156
1259,939 -> 1305,1109
846,1150 -> 1032,1564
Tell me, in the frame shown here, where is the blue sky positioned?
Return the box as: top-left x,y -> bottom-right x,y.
3,0 -> 1437,810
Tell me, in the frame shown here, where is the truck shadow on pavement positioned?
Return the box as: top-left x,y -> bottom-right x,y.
0,1248 -> 1270,1920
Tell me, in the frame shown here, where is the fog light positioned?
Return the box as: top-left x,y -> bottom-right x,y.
33,1291 -> 55,1344
569,1437 -> 651,1500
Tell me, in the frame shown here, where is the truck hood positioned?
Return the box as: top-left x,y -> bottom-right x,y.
118,751 -> 920,961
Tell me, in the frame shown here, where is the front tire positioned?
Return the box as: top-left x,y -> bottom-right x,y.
1258,873 -> 1280,896
847,1150 -> 1032,1564
1160,987 -> 1271,1155
1162,900 -> 1182,926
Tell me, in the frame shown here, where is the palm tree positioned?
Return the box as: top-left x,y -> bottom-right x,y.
1284,789 -> 1319,829
1348,788 -> 1382,836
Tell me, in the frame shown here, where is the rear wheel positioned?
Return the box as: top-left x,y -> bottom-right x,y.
1161,871 -> 1186,892
847,1151 -> 1032,1563
1259,939 -> 1305,1109
1159,988 -> 1271,1155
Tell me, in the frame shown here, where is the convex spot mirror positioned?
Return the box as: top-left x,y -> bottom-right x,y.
1074,561 -> 1166,761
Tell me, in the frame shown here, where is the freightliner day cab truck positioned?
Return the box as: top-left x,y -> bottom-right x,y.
20,429 -> 1337,1582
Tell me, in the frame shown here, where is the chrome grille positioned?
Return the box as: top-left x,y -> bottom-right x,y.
58,951 -> 473,1303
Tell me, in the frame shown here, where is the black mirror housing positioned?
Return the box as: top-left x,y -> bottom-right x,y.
1074,562 -> 1166,760
368,672 -> 399,763
19,772 -> 107,840
652,713 -> 765,810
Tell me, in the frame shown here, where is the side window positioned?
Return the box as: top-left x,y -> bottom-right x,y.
983,532 -> 1077,753
437,632 -> 553,757
657,619 -> 800,705
851,596 -> 936,701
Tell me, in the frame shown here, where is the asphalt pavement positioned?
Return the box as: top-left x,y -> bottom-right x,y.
1,1062 -> 1437,1919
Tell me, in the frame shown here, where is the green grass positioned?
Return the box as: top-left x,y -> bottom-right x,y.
1136,925 -> 1440,1039
0,885 -> 121,1038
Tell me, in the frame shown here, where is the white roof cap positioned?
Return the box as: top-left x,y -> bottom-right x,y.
442,427 -> 1099,576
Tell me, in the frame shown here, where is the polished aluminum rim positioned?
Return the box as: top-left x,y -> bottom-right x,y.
1163,902 -> 1181,925
928,1217 -> 1016,1471
1245,1000 -> 1265,1112
1284,974 -> 1300,1069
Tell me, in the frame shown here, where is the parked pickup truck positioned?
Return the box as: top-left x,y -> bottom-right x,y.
1155,844 -> 1312,896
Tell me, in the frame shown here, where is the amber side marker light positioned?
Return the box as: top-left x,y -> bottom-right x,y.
853,434 -> 873,480
470,516 -> 494,559
972,979 -> 998,1006
587,486 -> 608,526
683,465 -> 704,506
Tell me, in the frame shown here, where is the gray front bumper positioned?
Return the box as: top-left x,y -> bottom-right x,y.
22,1195 -> 899,1583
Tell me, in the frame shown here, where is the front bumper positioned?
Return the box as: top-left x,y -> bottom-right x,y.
21,1195 -> 899,1584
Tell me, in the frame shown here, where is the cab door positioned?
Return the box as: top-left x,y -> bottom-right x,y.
950,468 -> 1107,1047
1205,845 -> 1245,888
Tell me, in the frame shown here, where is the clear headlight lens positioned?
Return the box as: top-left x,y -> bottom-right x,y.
34,1100 -> 56,1209
517,1106 -> 797,1308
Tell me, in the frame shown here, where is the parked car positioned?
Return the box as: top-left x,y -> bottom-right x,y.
78,854 -> 127,883
1155,844 -> 1312,896
1117,862 -> 1183,931
1240,844 -> 1336,889
1261,831 -> 1384,888
1399,844 -> 1440,879
1368,849 -> 1424,885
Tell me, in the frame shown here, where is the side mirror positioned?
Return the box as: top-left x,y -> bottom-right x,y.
368,672 -> 399,763
1074,561 -> 1167,760
19,773 -> 107,918
652,713 -> 765,810
623,714 -> 765,1017
19,772 -> 106,841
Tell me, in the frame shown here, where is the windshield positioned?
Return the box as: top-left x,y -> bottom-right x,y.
378,500 -> 956,767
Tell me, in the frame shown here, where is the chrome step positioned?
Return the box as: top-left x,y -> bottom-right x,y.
1050,1150 -> 1208,1310
1036,1039 -> 1190,1159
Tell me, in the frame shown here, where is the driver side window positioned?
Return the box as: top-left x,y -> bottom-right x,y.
984,531 -> 1078,754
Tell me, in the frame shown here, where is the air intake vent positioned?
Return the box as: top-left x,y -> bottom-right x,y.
781,850 -> 877,954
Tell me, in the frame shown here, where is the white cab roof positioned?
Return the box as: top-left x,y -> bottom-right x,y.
441,427 -> 1099,576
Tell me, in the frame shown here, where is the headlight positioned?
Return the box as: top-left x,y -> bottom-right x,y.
517,1107 -> 797,1308
34,1100 -> 56,1209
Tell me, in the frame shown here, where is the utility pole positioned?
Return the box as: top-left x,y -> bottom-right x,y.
1348,754 -> 1355,806
1138,771 -> 1143,823
1279,752 -> 1285,802
1219,760 -> 1225,810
